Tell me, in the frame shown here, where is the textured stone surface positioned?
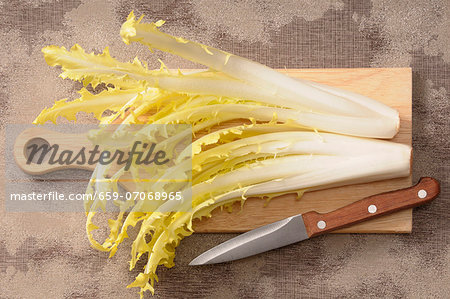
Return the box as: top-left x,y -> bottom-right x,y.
0,0 -> 448,298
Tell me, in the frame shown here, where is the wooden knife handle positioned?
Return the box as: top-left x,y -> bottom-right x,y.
302,177 -> 440,237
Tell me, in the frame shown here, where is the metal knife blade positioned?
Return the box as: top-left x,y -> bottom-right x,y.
189,213 -> 307,265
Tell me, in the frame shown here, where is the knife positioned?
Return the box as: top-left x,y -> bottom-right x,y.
189,177 -> 440,265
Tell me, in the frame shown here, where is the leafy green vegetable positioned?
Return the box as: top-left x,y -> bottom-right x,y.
35,11 -> 411,298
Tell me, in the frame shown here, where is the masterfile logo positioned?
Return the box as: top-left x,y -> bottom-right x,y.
26,140 -> 170,171
5,123 -> 192,213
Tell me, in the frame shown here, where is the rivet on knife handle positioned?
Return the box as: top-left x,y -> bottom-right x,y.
302,177 -> 440,238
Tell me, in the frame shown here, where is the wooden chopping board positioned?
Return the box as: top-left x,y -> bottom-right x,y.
14,68 -> 412,233
193,68 -> 412,233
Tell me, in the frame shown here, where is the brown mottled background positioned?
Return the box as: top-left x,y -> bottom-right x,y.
0,0 -> 449,298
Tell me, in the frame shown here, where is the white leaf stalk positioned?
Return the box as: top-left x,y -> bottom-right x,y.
121,12 -> 399,138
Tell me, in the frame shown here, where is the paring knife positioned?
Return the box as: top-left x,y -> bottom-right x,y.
189,177 -> 440,265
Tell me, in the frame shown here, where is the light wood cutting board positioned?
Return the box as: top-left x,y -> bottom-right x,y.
14,68 -> 412,233
193,68 -> 412,233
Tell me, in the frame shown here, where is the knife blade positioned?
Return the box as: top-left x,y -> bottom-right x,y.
189,213 -> 307,265
190,177 -> 440,265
